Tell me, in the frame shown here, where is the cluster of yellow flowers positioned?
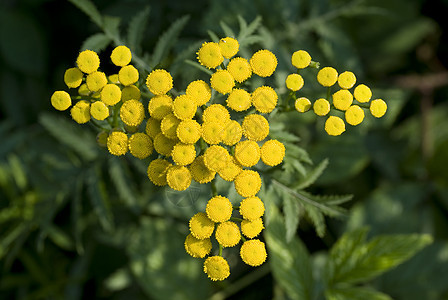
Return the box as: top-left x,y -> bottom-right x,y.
286,50 -> 388,136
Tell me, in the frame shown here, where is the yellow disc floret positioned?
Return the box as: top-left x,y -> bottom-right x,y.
189,212 -> 215,239
173,94 -> 197,120
107,131 -> 128,156
317,67 -> 338,87
161,113 -> 181,139
313,98 -> 331,116
146,69 -> 173,95
201,122 -> 224,145
251,86 -> 278,113
70,100 -> 90,124
176,119 -> 202,144
221,120 -> 242,146
234,170 -> 262,198
203,104 -> 230,124
147,158 -> 171,186
234,140 -> 261,167
206,195 -> 233,223
128,132 -> 153,159
76,50 -> 100,74
153,132 -> 177,156
219,37 -> 239,59
332,89 -> 353,111
239,196 -> 265,220
241,218 -> 264,238
285,73 -> 304,91
354,84 -> 372,103
250,49 -> 277,77
118,65 -> 139,86
325,116 -> 346,136
203,256 -> 230,281
101,84 -> 122,106
345,105 -> 365,126
121,85 -> 141,102
291,50 -> 311,69
171,143 -> 196,166
210,70 -> 235,95
217,157 -> 242,182
51,91 -> 72,111
110,45 -> 132,67
148,94 -> 173,120
260,139 -> 285,166
90,101 -> 110,120
86,71 -> 107,92
78,83 -> 90,96
227,57 -> 252,83
370,99 -> 387,118
145,117 -> 162,139
242,114 -> 269,141
338,71 -> 356,89
226,88 -> 252,112
120,99 -> 145,126
295,97 -> 311,113
189,155 -> 216,184
184,234 -> 212,258
203,145 -> 230,172
240,239 -> 267,267
186,80 -> 211,106
215,221 -> 241,247
166,165 -> 192,191
197,42 -> 224,69
64,67 -> 83,88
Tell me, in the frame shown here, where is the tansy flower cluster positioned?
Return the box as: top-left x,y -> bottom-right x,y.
286,50 -> 388,136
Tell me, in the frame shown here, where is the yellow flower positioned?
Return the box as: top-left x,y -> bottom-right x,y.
295,97 -> 311,113
186,80 -> 211,106
86,71 -> 107,92
234,140 -> 261,167
217,157 -> 242,182
210,70 -> 235,95
226,88 -> 252,112
118,65 -> 139,86
285,73 -> 304,91
110,45 -> 132,67
197,42 -> 223,69
147,158 -> 171,186
291,50 -> 311,69
219,37 -> 239,58
153,132 -> 177,156
313,98 -> 331,116
173,94 -> 197,120
184,234 -> 212,258
354,84 -> 372,103
146,69 -> 173,95
120,99 -> 145,126
227,57 -> 252,83
51,91 -> 71,111
100,84 -> 122,106
108,74 -> 120,84
161,113 -> 181,140
251,86 -> 278,113
338,71 -> 356,89
215,221 -> 241,247
260,139 -> 285,166
90,101 -> 110,121
145,117 -> 162,139
240,239 -> 267,267
234,170 -> 261,198
317,67 -> 338,87
370,99 -> 387,118
78,83 -> 90,96
121,85 -> 141,102
107,131 -> 128,156
64,67 -> 83,88
204,145 -> 230,172
206,195 -> 233,223
201,122 -> 224,145
176,119 -> 202,144
345,105 -> 365,126
332,90 -> 353,111
70,100 -> 90,124
128,132 -> 153,159
189,155 -> 216,184
148,94 -> 173,120
239,196 -> 265,220
242,114 -> 269,141
189,212 -> 215,239
250,49 -> 277,77
325,116 -> 346,136
166,165 -> 192,191
203,104 -> 230,124
171,143 -> 196,166
221,120 -> 242,146
241,218 -> 264,238
203,256 -> 230,281
76,50 -> 100,74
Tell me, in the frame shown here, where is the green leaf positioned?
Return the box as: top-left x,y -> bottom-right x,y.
283,194 -> 301,242
127,6 -> 150,53
68,0 -> 103,28
265,206 -> 313,300
108,157 -> 139,213
326,286 -> 392,300
86,167 -> 114,232
150,15 -> 190,67
220,20 -> 235,37
80,33 -> 111,52
237,15 -> 262,43
295,158 -> 329,190
103,15 -> 121,41
184,59 -> 213,75
207,30 -> 219,42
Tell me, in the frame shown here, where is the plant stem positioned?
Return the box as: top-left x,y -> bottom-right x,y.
218,243 -> 223,256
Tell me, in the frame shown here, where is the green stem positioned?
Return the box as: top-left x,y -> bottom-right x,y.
112,102 -> 122,128
326,86 -> 332,101
211,179 -> 218,197
241,236 -> 247,243
231,217 -> 244,222
218,243 -> 223,256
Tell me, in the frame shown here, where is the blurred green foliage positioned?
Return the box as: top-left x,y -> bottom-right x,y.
1,0 -> 448,299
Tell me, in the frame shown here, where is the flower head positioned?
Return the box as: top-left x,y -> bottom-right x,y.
145,117 -> 162,139
215,221 -> 241,247
86,71 -> 107,92
171,143 -> 196,166
118,65 -> 139,86
242,114 -> 269,141
260,139 -> 285,166
110,45 -> 132,67
370,99 -> 387,118
210,70 -> 235,95
291,50 -> 311,69
121,85 -> 141,102
240,239 -> 267,267
219,37 -> 239,58
176,119 -> 202,144
76,50 -> 100,74
226,88 -> 252,112
234,170 -> 262,197
120,99 -> 145,126
332,89 -> 353,111
203,104 -> 230,124
345,105 -> 365,126
251,86 -> 278,113
204,145 -> 230,172
101,84 -> 122,106
173,94 -> 197,120
107,131 -> 128,156
234,140 -> 261,167
227,57 -> 252,83
64,67 -> 83,88
148,95 -> 173,120
147,158 -> 171,186
189,212 -> 215,239
354,84 -> 372,103
250,49 -> 277,77
295,97 -> 311,113
186,80 -> 211,106
70,100 -> 90,124
153,132 -> 177,156
166,165 -> 192,191
325,116 -> 346,136
203,256 -> 230,281
217,156 -> 242,182
197,42 -> 224,69
146,69 -> 173,95
313,98 -> 330,116
184,234 -> 212,258
51,91 -> 71,111
338,71 -> 356,89
241,218 -> 264,238
201,122 -> 224,145
161,113 -> 181,139
206,195 -> 233,223
90,101 -> 110,121
189,155 -> 216,184
221,120 -> 242,146
285,73 -> 304,91
317,67 -> 338,87
239,196 -> 265,220
128,132 -> 153,159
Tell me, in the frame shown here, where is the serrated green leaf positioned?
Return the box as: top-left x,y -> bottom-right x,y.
86,167 -> 114,232
303,204 -> 326,238
283,194 -> 301,242
238,35 -> 264,47
326,286 -> 392,300
108,157 -> 139,213
150,15 -> 190,67
103,15 -> 121,41
207,30 -> 219,42
68,0 -> 102,27
80,33 -> 111,52
184,59 -> 213,75
127,6 -> 150,53
220,20 -> 235,37
171,41 -> 203,75
237,15 -> 262,42
295,158 -> 329,190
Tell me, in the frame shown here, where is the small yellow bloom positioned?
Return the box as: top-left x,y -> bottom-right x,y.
145,117 -> 162,139
76,49 -> 100,74
219,37 -> 239,58
291,50 -> 311,69
90,101 -> 110,121
313,98 -> 330,116
227,57 -> 252,83
345,105 -> 365,126
186,80 -> 211,106
107,131 -> 128,156
121,85 -> 141,102
206,195 -> 233,223
108,74 -> 120,84
201,122 -> 224,145
78,83 -> 90,96
234,140 -> 261,167
234,170 -> 262,198
217,156 -> 242,182
250,49 -> 277,77
317,67 -> 338,87
146,69 -> 173,95
148,94 -> 173,120
251,86 -> 278,113
295,97 -> 311,113
70,100 -> 90,124
118,65 -> 139,86
203,104 -> 230,124
354,84 -> 372,103
184,234 -> 212,258
241,218 -> 264,238
332,89 -> 353,111
338,71 -> 356,89
128,132 -> 153,159
240,239 -> 267,267
325,116 -> 346,136
226,88 -> 252,112
221,120 -> 243,146
215,221 -> 241,247
166,165 -> 192,191
285,73 -> 304,91
173,94 -> 197,120
260,139 -> 285,166
370,99 -> 387,118
147,158 -> 171,186
189,155 -> 216,184
153,132 -> 177,156
203,256 -> 230,281
120,99 -> 145,127
197,42 -> 224,69
189,212 -> 215,239
161,113 -> 181,140
239,196 -> 265,220
51,91 -> 71,111
64,67 -> 83,88
176,119 -> 202,144
100,84 -> 122,106
86,71 -> 107,92
110,45 -> 132,67
204,145 -> 230,172
210,70 -> 235,95
171,143 -> 196,166
242,114 -> 269,141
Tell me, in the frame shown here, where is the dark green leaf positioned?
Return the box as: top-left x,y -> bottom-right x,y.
86,167 -> 114,232
326,286 -> 392,300
80,33 -> 111,52
295,158 -> 329,190
68,0 -> 103,27
127,6 -> 150,53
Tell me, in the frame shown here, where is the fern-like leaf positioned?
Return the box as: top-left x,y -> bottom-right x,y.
68,0 -> 102,28
80,33 -> 111,52
127,6 -> 150,54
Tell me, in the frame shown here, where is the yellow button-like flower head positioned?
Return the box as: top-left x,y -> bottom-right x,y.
345,105 -> 365,126
86,71 -> 107,92
171,143 -> 196,166
197,42 -> 224,69
145,117 -> 162,139
354,84 -> 372,103
76,50 -> 100,74
227,57 -> 252,83
166,165 -> 192,191
325,116 -> 346,136
370,99 -> 387,118
234,140 -> 261,167
215,221 -> 241,247
226,88 -> 252,112
241,218 -> 264,238
121,85 -> 141,102
291,50 -> 311,69
186,80 -> 211,106
210,70 -> 235,95
173,94 -> 197,120
313,98 -> 330,116
153,132 -> 177,156
338,71 -> 356,89
206,195 -> 233,223
295,97 -> 311,113
184,234 -> 212,258
234,170 -> 262,198
107,131 -> 128,156
203,256 -> 230,281
120,99 -> 145,127
90,101 -> 110,121
128,132 -> 153,159
176,119 -> 202,144
204,145 -> 230,172
146,69 -> 173,95
189,155 -> 216,184
260,139 -> 285,166
203,104 -> 230,124
242,114 -> 269,141
250,49 -> 277,77
70,100 -> 90,124
64,67 -> 83,88
239,196 -> 265,220
217,157 -> 242,182
317,67 -> 338,87
110,45 -> 132,67
240,239 -> 267,267
332,89 -> 353,111
147,158 -> 171,186
201,122 -> 224,145
189,212 -> 215,239
219,37 -> 239,59
51,91 -> 71,111
118,65 -> 139,86
148,94 -> 173,120
100,84 -> 122,106
161,113 -> 181,140
285,73 -> 304,91
221,120 -> 242,146
251,86 -> 278,113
